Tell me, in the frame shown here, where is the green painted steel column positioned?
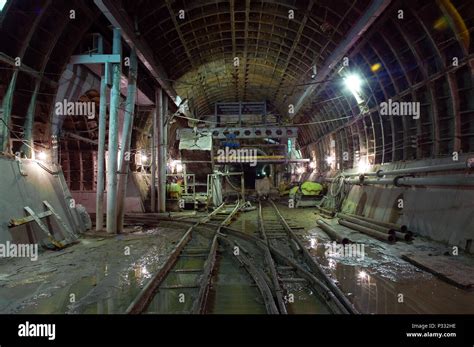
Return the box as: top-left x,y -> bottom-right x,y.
117,48 -> 138,232
156,88 -> 166,213
151,106 -> 157,212
92,33 -> 106,231
22,80 -> 40,158
0,70 -> 18,153
96,62 -> 108,231
163,95 -> 168,211
106,27 -> 122,234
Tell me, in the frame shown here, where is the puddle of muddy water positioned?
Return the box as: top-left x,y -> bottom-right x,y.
303,231 -> 474,314
205,251 -> 267,314
284,284 -> 331,314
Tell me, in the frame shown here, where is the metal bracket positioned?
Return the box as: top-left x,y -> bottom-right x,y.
42,200 -> 77,242
179,126 -> 298,140
69,54 -> 121,65
9,200 -> 77,249
23,206 -> 64,249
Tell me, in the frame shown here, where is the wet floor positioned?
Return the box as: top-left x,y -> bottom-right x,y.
145,230 -> 212,314
0,225 -> 185,314
205,251 -> 267,314
270,202 -> 474,314
1,204 -> 473,314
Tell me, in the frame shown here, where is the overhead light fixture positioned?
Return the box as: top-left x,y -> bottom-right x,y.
344,74 -> 362,94
357,158 -> 370,174
309,161 -> 316,169
296,166 -> 305,175
140,154 -> 148,163
169,159 -> 183,173
37,151 -> 47,161
358,270 -> 369,280
343,73 -> 365,105
325,156 -> 335,165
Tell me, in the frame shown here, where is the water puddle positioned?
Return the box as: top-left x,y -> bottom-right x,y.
303,230 -> 474,313
205,251 -> 267,314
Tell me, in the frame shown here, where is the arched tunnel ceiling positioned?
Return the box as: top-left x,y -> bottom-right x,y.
124,0 -> 372,117
0,0 -> 473,169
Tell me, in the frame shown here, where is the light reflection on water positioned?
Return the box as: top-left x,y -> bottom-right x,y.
303,231 -> 474,314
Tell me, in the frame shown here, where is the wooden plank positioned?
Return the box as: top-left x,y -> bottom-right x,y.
24,206 -> 63,249
9,211 -> 52,227
402,253 -> 474,289
43,201 -> 77,241
24,207 -> 54,238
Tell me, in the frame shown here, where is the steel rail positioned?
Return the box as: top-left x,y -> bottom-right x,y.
217,234 -> 280,314
258,201 -> 288,314
268,200 -> 358,314
126,201 -> 241,314
218,221 -> 352,314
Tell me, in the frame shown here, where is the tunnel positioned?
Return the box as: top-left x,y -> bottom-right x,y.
0,0 -> 473,344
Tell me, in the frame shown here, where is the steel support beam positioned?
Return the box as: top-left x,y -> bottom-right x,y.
0,71 -> 18,153
178,126 -> 298,140
96,57 -> 108,231
22,80 -> 40,157
156,88 -> 166,213
106,27 -> 122,234
117,48 -> 138,232
94,0 -> 180,107
69,54 -> 121,65
163,96 -> 169,198
151,105 -> 157,212
292,0 -> 392,118
0,53 -> 58,87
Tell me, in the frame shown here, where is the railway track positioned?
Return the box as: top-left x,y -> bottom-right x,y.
126,201 -> 241,314
126,199 -> 357,314
218,200 -> 358,314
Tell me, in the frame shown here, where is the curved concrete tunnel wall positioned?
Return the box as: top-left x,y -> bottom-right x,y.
0,157 -> 83,245
0,0 -> 472,247
51,63 -> 146,214
337,157 -> 474,252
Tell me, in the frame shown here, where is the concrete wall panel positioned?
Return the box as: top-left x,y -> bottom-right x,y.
0,157 -> 86,245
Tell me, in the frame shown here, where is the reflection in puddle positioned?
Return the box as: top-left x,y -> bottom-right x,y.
303,231 -> 474,314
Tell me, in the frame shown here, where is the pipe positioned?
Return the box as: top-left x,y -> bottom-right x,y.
341,161 -> 470,178
316,220 -> 350,244
360,178 -> 395,185
395,174 -> 474,187
315,205 -> 335,217
327,173 -> 474,188
95,60 -> 107,231
106,27 -> 122,234
346,213 -> 408,233
116,48 -> 138,232
337,213 -> 395,235
338,219 -> 395,242
394,231 -> 412,241
376,161 -> 469,177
